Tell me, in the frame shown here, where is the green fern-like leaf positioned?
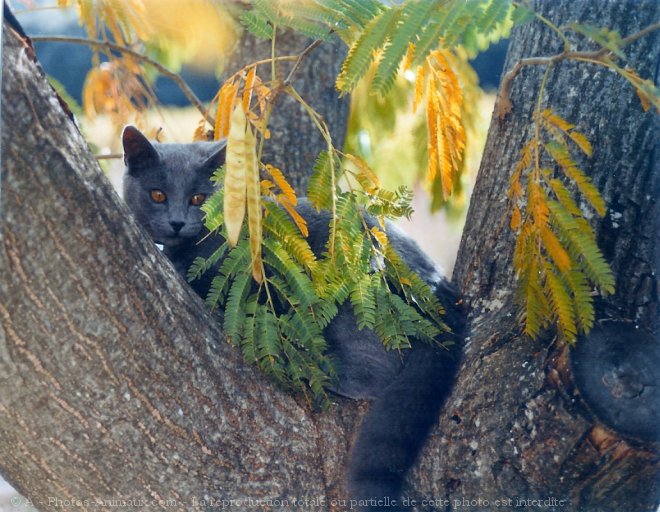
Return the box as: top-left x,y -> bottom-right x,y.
330,193 -> 366,265
317,0 -> 385,33
544,263 -> 578,341
564,269 -> 595,333
370,0 -> 440,97
544,140 -> 606,216
569,23 -> 626,59
389,291 -> 440,343
307,150 -> 341,211
252,0 -> 281,22
239,10 -> 274,39
223,272 -> 252,339
382,239 -> 448,330
310,296 -> 340,329
202,188 -> 225,232
254,306 -> 282,359
548,201 -> 615,294
277,6 -> 333,41
241,298 -> 260,363
548,178 -> 583,217
364,185 -> 414,219
519,257 -> 552,339
263,201 -> 317,272
349,273 -> 378,329
337,7 -> 401,94
205,240 -> 251,310
373,284 -> 411,350
187,243 -> 228,283
263,238 -> 318,308
411,1 -> 467,66
281,309 -> 326,352
476,0 -> 513,40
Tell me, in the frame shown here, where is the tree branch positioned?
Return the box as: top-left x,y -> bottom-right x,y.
30,35 -> 214,125
497,22 -> 660,118
283,38 -> 324,86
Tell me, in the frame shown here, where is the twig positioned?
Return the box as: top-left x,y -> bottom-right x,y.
497,22 -> 660,119
30,36 -> 213,125
283,39 -> 324,86
95,153 -> 123,160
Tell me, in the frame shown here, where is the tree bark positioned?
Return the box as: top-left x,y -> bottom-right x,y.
411,1 -> 659,510
0,19 -> 359,511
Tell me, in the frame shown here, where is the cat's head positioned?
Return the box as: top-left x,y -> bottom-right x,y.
122,126 -> 226,248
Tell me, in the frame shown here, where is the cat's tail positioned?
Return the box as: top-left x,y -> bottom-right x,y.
348,280 -> 464,511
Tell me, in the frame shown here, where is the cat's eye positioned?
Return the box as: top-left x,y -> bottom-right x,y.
150,189 -> 167,203
190,193 -> 206,206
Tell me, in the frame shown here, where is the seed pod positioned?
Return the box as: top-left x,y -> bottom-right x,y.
224,103 -> 249,247
245,124 -> 263,283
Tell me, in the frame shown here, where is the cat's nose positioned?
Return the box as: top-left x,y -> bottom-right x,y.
170,221 -> 185,233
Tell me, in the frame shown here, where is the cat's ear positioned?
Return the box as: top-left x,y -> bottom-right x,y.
122,126 -> 159,171
201,139 -> 227,176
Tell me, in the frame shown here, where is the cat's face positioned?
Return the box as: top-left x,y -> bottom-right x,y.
122,126 -> 226,247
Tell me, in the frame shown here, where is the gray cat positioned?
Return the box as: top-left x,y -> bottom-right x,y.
122,126 -> 464,511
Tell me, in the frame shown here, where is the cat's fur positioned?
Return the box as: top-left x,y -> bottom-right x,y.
122,126 -> 464,510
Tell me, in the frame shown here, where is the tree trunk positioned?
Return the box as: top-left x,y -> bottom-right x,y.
411,1 -> 659,510
0,19 -> 360,510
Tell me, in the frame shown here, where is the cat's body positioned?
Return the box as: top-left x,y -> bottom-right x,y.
122,126 -> 464,510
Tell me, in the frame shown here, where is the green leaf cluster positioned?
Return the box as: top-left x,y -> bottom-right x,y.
239,1 -> 514,97
192,155 -> 452,406
322,0 -> 514,97
239,0 -> 334,41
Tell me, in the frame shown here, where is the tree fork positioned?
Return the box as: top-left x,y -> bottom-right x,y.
0,17 -> 360,510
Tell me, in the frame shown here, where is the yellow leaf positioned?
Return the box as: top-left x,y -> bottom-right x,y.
424,49 -> 465,199
568,131 -> 593,157
266,165 -> 297,207
346,154 -> 380,194
541,226 -> 571,272
413,65 -> 425,113
214,81 -> 239,140
542,108 -> 574,132
224,103 -> 249,247
426,75 -> 439,182
254,78 -> 271,115
281,199 -> 309,238
402,42 -> 415,71
530,183 -> 550,226
369,226 -> 389,249
510,206 -> 522,231
635,87 -> 652,111
192,119 -> 208,141
260,179 -> 275,194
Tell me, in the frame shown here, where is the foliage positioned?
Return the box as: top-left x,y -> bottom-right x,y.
509,108 -> 614,342
191,152 -> 451,406
240,0 -> 514,209
60,0 -> 237,129
36,0 -> 660,389
185,37 -> 454,402
503,18 -> 659,341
